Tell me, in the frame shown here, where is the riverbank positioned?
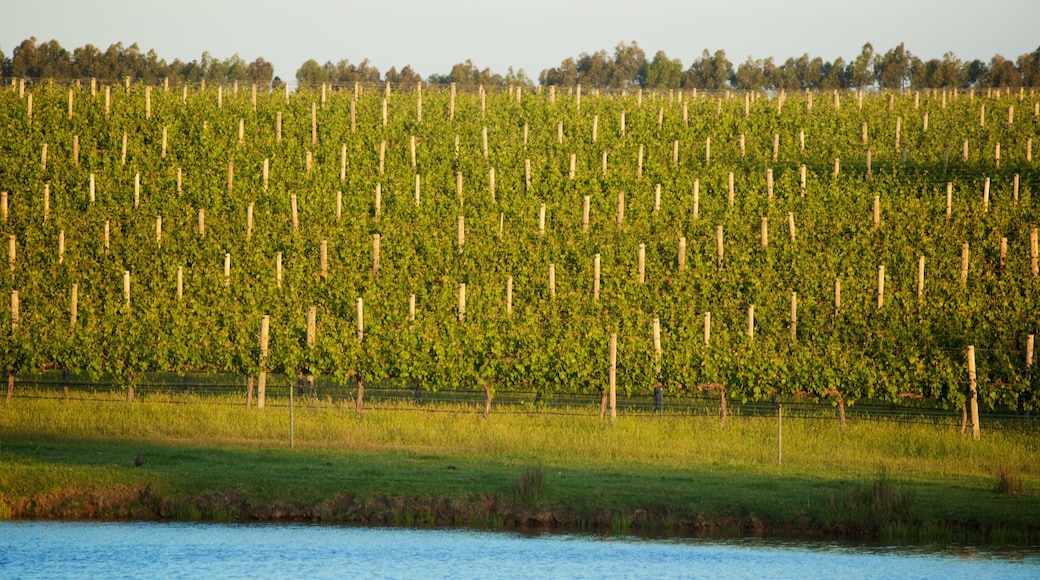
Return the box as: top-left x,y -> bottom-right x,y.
1,394 -> 1038,542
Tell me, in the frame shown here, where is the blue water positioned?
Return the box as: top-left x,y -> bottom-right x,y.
1,522 -> 1038,579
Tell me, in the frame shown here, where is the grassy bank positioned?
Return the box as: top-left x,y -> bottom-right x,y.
1,391 -> 1038,542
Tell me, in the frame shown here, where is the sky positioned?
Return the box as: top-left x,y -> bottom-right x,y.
3,0 -> 1038,83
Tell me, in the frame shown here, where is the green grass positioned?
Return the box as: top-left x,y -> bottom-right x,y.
1,390 -> 1038,541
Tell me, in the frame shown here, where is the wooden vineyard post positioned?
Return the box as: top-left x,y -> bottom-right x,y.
766,169 -> 773,199
10,291 -> 19,333
877,265 -> 885,310
960,243 -> 969,285
761,217 -> 768,248
1000,238 -> 1008,270
705,136 -> 711,164
177,267 -> 183,300
506,276 -> 513,316
538,204 -> 546,236
548,263 -> 556,297
716,226 -> 724,270
609,333 -> 617,424
747,305 -> 755,340
198,209 -> 206,238
678,237 -> 687,272
247,203 -> 254,241
276,111 -> 282,143
320,241 -> 328,282
290,195 -> 298,232
356,297 -> 364,343
616,191 -> 625,226
703,312 -> 711,346
458,284 -> 466,323
799,165 -> 806,196
873,195 -> 880,229
727,172 -> 735,206
637,243 -> 646,284
457,216 -> 465,253
372,234 -> 381,273
1014,174 -> 1020,206
693,179 -> 700,219
967,345 -> 980,440
1032,228 -> 1039,276
790,292 -> 797,340
415,175 -> 421,206
409,294 -> 416,322
263,159 -> 269,191
276,253 -> 283,288
1027,335 -> 1035,385
582,195 -> 590,233
123,271 -> 131,308
258,315 -> 269,410
917,257 -> 925,304
983,178 -> 990,212
788,213 -> 796,242
652,318 -> 663,412
946,183 -> 953,218
224,254 -> 231,287
593,254 -> 601,300
654,183 -> 661,215
155,216 -> 162,247
70,284 -> 78,326
8,236 -> 14,273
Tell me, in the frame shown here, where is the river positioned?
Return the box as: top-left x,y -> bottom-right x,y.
1,521 -> 1038,579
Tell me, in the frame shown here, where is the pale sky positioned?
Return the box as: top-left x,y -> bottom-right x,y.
3,0 -> 1038,82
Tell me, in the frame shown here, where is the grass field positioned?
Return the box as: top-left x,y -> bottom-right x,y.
1,390 -> 1038,541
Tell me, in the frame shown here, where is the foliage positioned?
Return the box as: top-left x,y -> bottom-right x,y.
0,80 -> 1036,411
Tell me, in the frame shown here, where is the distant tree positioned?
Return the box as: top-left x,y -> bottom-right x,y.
984,54 -> 1021,87
642,50 -> 684,89
431,59 -> 502,88
71,44 -> 104,78
506,67 -> 536,89
1017,47 -> 1040,87
685,49 -> 733,89
224,54 -> 250,82
964,59 -> 987,87
847,42 -> 875,89
323,58 -> 380,85
734,56 -> 766,90
247,57 -> 274,85
912,52 -> 966,89
539,57 -> 577,87
787,54 -> 824,89
609,41 -> 647,89
296,58 -> 328,87
874,43 -> 914,89
820,57 -> 849,89
384,65 -> 422,88
575,50 -> 612,87
11,37 -> 72,79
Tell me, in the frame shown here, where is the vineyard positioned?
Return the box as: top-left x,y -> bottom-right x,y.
1,79 -> 1038,426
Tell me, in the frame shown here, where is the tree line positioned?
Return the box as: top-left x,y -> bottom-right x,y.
1,37 -> 275,85
3,36 -> 1039,90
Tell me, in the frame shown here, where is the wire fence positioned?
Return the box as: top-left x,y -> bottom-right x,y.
9,371 -> 1038,433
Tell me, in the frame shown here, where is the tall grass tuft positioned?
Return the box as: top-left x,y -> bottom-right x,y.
994,467 -> 1024,495
841,464 -> 916,523
512,465 -> 545,505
